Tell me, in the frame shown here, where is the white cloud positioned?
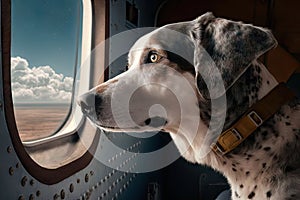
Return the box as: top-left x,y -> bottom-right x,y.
11,56 -> 74,103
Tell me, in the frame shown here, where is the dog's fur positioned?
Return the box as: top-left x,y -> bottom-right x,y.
79,13 -> 300,199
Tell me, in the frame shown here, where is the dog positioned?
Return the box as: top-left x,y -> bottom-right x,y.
78,12 -> 300,199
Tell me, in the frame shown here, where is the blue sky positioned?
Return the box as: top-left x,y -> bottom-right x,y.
11,0 -> 83,103
11,0 -> 82,77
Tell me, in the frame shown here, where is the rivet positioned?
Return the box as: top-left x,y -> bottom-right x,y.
85,174 -> 89,182
21,176 -> 28,186
9,167 -> 14,175
18,195 -> 25,200
36,190 -> 41,197
60,190 -> 65,199
7,146 -> 12,153
85,191 -> 91,199
30,179 -> 34,186
29,194 -> 34,200
69,184 -> 74,193
53,193 -> 59,200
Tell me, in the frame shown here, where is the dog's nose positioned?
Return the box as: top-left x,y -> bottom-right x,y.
77,93 -> 95,115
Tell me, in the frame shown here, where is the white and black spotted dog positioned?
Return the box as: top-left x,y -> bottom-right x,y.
79,13 -> 300,199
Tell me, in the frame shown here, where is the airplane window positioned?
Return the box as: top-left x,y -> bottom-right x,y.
11,0 -> 82,141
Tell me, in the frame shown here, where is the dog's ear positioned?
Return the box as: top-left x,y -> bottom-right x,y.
189,12 -> 277,99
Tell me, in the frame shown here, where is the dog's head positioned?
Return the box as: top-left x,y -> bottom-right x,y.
78,12 -> 276,134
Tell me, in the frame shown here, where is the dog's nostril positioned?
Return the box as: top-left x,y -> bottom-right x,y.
145,118 -> 152,125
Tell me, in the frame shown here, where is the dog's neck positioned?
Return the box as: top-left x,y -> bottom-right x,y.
198,60 -> 278,130
170,60 -> 277,163
196,61 -> 295,198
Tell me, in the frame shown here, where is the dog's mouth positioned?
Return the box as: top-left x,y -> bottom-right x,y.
86,115 -> 168,132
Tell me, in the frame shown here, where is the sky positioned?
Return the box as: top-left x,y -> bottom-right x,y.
11,0 -> 82,103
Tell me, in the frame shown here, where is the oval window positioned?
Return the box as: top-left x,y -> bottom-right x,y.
11,0 -> 82,141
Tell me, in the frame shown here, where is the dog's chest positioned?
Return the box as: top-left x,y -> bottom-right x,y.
218,104 -> 300,199
213,63 -> 300,199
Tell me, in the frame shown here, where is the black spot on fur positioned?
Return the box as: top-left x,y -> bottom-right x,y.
285,122 -> 291,126
232,168 -> 237,172
266,190 -> 272,198
248,191 -> 255,199
235,191 -> 240,198
262,163 -> 266,168
240,184 -> 244,188
246,171 -> 250,176
263,147 -> 271,151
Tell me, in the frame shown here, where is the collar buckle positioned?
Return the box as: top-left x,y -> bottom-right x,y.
247,111 -> 263,127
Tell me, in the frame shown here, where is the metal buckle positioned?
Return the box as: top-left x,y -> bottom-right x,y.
247,111 -> 263,127
213,142 -> 226,154
231,128 -> 243,140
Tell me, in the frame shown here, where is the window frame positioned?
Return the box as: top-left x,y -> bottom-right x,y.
1,0 -> 109,184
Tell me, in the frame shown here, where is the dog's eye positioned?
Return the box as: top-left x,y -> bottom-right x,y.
147,52 -> 162,63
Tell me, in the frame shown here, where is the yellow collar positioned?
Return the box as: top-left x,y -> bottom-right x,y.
212,83 -> 295,155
